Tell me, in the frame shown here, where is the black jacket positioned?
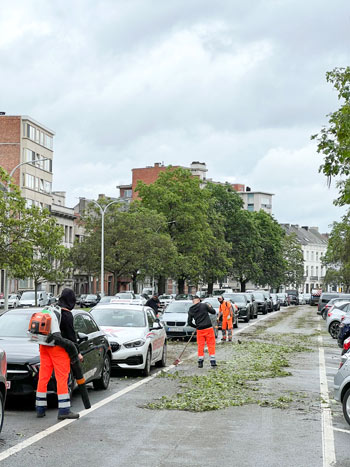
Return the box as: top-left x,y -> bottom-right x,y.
146,297 -> 160,314
60,309 -> 77,343
187,302 -> 215,330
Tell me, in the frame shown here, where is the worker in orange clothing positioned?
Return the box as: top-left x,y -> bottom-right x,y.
218,296 -> 236,342
187,296 -> 217,368
36,288 -> 83,420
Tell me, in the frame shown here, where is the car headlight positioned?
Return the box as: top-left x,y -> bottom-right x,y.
124,339 -> 146,349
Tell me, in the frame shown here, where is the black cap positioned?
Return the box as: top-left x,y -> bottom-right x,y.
58,288 -> 76,310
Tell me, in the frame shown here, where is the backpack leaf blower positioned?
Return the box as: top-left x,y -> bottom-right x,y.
28,306 -> 91,410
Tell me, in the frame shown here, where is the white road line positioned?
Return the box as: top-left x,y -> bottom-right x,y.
0,363 -> 178,462
0,310 -> 283,462
318,328 -> 336,467
333,426 -> 350,435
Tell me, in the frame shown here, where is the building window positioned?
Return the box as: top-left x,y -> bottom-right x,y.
305,266 -> 308,277
311,266 -> 314,276
311,251 -> 314,261
316,252 -> 319,261
247,193 -> 254,202
25,173 -> 35,190
69,226 -> 73,243
247,204 -> 254,212
124,189 -> 132,198
316,266 -> 319,277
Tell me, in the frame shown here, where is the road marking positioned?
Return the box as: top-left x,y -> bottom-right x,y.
318,328 -> 336,467
0,310 -> 283,462
0,363 -> 178,462
333,426 -> 350,435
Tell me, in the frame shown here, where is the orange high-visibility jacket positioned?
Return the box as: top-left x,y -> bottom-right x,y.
219,301 -> 233,319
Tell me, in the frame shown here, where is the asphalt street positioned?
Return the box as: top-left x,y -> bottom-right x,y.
0,306 -> 348,467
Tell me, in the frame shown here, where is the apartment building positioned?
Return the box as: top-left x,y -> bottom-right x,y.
281,224 -> 328,293
239,189 -> 274,215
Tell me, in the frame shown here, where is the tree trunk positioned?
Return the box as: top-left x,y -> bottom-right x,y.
240,278 -> 247,292
34,281 -> 38,306
178,278 -> 185,294
158,276 -> 166,295
132,271 -> 138,293
207,282 -> 214,295
113,272 -> 119,294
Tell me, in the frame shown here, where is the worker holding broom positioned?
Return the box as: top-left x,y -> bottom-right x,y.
217,296 -> 236,342
187,296 -> 217,369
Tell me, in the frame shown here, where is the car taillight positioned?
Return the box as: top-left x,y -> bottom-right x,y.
344,338 -> 350,351
328,312 -> 332,317
339,361 -> 344,369
341,315 -> 346,321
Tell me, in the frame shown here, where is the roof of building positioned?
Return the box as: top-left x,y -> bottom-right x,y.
280,224 -> 328,246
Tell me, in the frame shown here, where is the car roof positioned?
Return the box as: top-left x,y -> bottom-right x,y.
91,304 -> 149,311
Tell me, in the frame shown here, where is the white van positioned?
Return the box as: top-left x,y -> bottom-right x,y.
19,290 -> 49,307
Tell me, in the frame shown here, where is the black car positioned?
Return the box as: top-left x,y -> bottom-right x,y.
223,293 -> 250,322
0,309 -> 111,398
286,289 -> 299,305
251,291 -> 268,314
80,294 -> 100,308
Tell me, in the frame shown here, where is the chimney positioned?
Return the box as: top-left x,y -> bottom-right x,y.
301,226 -> 309,231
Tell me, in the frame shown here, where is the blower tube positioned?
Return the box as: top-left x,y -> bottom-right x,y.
50,333 -> 91,410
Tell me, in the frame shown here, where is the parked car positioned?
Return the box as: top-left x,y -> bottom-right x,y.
0,309 -> 111,397
19,291 -> 49,307
319,294 -> 350,317
326,302 -> 350,339
338,316 -> 350,349
8,294 -> 20,309
310,289 -> 322,306
334,350 -> 350,425
212,289 -> 234,296
76,294 -> 87,306
223,293 -> 250,322
96,296 -> 116,305
0,348 -> 6,433
270,293 -> 281,311
317,292 -> 342,314
286,289 -> 299,305
303,293 -> 311,304
114,292 -> 144,306
90,304 -> 167,376
251,291 -> 268,314
80,294 -> 100,308
158,294 -> 173,311
321,298 -> 350,320
244,293 -> 258,319
175,294 -> 193,301
47,293 -> 56,305
277,293 -> 289,306
261,291 -> 273,312
160,300 -> 220,338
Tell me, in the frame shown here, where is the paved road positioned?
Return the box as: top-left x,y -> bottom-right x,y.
0,306 -> 347,466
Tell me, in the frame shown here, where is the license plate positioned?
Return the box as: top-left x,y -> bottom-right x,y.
168,327 -> 183,332
6,381 -> 11,389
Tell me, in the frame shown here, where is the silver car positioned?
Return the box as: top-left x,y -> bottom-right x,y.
160,300 -> 218,339
334,351 -> 350,425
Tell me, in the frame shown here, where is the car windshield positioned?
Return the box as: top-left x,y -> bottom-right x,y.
91,308 -> 146,327
115,293 -> 134,299
164,302 -> 192,313
21,292 -> 35,300
224,294 -> 245,303
277,293 -> 285,298
203,298 -> 219,308
253,293 -> 265,300
86,295 -> 97,300
0,313 -> 31,337
9,294 -> 17,299
159,295 -> 171,300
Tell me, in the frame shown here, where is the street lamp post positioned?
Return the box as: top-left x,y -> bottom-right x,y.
91,200 -> 120,297
2,158 -> 50,312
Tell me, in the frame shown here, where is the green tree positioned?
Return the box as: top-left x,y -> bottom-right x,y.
136,167 -> 213,293
254,211 -> 286,289
322,212 -> 350,291
74,201 -> 177,294
312,66 -> 350,206
282,233 -> 304,290
21,207 -> 70,304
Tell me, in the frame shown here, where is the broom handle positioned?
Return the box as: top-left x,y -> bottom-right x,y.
177,330 -> 196,360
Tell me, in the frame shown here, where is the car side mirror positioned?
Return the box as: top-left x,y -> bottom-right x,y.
77,332 -> 88,342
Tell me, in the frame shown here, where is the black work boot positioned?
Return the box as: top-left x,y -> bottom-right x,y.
57,411 -> 80,420
210,360 -> 217,368
198,359 -> 204,368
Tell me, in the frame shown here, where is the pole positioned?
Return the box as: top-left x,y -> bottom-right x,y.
91,200 -> 119,298
3,158 -> 50,312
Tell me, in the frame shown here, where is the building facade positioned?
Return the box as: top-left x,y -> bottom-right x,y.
239,190 -> 274,214
281,224 -> 328,293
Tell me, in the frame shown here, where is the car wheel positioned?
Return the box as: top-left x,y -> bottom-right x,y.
0,391 -> 4,433
142,348 -> 152,376
93,353 -> 111,390
329,321 -> 340,339
155,342 -> 167,368
233,318 -> 238,329
262,308 -> 267,315
322,309 -> 327,320
343,388 -> 350,426
244,315 -> 250,323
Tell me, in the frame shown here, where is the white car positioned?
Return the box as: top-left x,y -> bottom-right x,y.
113,292 -> 144,306
90,304 -> 167,375
158,294 -> 173,311
8,294 -> 20,308
326,302 -> 350,339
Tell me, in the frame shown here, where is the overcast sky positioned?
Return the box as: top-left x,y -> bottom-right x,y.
1,0 -> 349,231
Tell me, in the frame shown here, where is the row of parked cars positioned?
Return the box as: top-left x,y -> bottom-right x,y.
0,291 -> 57,308
315,292 -> 350,426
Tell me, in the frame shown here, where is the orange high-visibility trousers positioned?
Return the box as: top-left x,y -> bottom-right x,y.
222,317 -> 233,331
37,345 -> 70,395
197,327 -> 216,357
